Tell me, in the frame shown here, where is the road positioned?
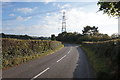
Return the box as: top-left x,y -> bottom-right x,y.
2,44 -> 96,80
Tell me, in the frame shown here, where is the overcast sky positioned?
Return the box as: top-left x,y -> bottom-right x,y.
2,1 -> 118,37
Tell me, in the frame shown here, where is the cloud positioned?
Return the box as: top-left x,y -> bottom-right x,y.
65,7 -> 117,35
9,13 -> 15,16
44,0 -> 55,3
3,5 -> 118,36
1,0 -> 99,2
60,4 -> 71,9
2,24 -> 57,37
53,3 -> 60,8
36,7 -> 117,36
3,7 -> 117,36
3,12 -> 61,37
53,3 -> 71,9
16,16 -> 32,21
3,0 -> 118,2
16,8 -> 32,14
15,7 -> 38,14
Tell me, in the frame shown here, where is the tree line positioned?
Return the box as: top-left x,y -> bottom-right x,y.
51,1 -> 120,43
1,33 -> 50,40
51,25 -> 120,43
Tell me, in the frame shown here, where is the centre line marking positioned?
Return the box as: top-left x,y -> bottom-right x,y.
57,55 -> 66,62
31,67 -> 50,80
67,51 -> 70,54
67,47 -> 72,54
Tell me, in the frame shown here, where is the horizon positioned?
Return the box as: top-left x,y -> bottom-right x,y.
2,2 -> 118,37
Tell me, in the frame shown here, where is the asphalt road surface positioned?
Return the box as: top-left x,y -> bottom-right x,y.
2,44 -> 96,79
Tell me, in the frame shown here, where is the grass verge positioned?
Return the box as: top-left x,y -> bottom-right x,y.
81,45 -> 114,80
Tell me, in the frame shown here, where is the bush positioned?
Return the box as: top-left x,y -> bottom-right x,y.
82,39 -> 119,79
2,38 -> 63,68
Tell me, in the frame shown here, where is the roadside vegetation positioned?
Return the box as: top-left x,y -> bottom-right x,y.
81,40 -> 119,80
56,26 -> 119,43
1,33 -> 50,40
54,24 -> 119,79
2,38 -> 63,69
1,1 -> 119,79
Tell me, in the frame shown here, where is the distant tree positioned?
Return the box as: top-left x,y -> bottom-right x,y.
56,32 -> 67,41
56,32 -> 82,43
51,34 -> 56,40
119,35 -> 120,39
56,29 -> 110,43
111,33 -> 119,39
82,26 -> 99,35
97,1 -> 120,17
1,33 -> 5,38
99,34 -> 110,41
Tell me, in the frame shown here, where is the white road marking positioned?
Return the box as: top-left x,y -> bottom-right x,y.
31,47 -> 73,80
67,50 -> 70,54
31,67 -> 50,80
67,47 -> 72,54
57,55 -> 66,62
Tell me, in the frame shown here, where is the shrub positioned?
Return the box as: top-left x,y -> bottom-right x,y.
82,39 -> 119,79
2,38 -> 63,68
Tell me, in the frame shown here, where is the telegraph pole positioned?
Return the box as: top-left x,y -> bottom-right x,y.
61,11 -> 66,32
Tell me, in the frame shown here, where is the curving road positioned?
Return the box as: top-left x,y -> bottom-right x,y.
2,44 -> 96,80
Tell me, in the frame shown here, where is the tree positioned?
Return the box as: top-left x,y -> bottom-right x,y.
111,33 -> 119,39
51,34 -> 56,40
82,26 -> 99,35
97,1 -> 120,17
56,32 -> 82,43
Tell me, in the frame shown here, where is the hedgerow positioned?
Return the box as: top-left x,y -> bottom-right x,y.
81,39 -> 119,80
2,38 -> 63,68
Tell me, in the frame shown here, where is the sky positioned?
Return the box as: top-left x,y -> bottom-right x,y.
2,1 -> 118,37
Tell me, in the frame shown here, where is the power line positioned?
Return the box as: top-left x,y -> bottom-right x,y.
2,8 -> 69,21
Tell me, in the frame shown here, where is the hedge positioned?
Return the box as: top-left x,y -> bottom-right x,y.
82,39 -> 119,80
2,38 -> 63,69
